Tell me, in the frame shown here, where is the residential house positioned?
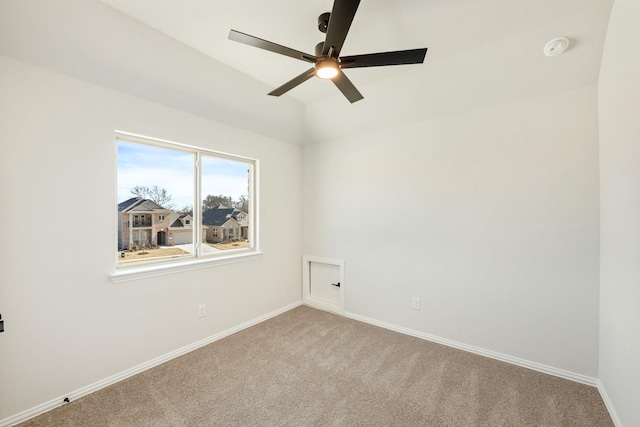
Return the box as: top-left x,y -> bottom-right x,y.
166,213 -> 201,246
202,204 -> 248,243
118,197 -> 202,249
117,197 -> 172,250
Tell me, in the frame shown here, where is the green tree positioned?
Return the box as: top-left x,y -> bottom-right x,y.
202,194 -> 233,211
233,195 -> 249,213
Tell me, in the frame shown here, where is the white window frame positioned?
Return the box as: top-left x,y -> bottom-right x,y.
111,131 -> 261,283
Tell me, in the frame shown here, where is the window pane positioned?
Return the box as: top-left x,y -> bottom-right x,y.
115,134 -> 257,277
201,155 -> 251,252
117,140 -> 195,266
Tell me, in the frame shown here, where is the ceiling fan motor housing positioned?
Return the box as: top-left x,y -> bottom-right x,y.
318,12 -> 330,33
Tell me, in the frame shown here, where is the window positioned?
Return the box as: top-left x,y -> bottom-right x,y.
114,132 -> 259,281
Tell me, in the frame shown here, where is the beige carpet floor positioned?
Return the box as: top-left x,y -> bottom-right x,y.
18,305 -> 613,426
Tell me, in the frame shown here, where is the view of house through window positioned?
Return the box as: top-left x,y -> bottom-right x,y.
117,135 -> 254,267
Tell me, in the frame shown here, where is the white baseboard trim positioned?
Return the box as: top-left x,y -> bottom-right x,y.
0,301 -> 303,427
340,310 -> 598,387
302,299 -> 345,316
597,380 -> 623,427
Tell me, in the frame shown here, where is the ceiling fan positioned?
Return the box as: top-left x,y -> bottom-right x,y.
228,0 -> 427,103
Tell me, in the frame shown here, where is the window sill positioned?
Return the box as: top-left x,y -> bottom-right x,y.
110,251 -> 263,283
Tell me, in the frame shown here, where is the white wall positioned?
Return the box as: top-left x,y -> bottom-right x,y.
0,0 -> 305,146
303,86 -> 600,377
0,56 -> 302,420
598,0 -> 640,425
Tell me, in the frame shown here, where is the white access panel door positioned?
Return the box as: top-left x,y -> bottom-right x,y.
303,256 -> 344,313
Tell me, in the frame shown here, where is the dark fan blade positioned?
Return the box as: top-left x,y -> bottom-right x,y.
322,0 -> 360,56
229,30 -> 317,63
340,48 -> 427,69
268,68 -> 317,97
332,70 -> 363,103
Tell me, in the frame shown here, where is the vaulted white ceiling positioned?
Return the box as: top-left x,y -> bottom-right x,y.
100,0 -> 613,105
0,0 -> 613,144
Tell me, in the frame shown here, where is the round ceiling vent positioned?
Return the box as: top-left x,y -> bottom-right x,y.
544,37 -> 570,57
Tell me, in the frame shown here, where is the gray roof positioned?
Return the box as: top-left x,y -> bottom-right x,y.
170,214 -> 192,228
202,207 -> 241,227
118,197 -> 168,213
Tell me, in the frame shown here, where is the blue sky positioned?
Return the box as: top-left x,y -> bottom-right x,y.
118,140 -> 249,209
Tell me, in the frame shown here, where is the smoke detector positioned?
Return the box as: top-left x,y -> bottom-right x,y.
544,37 -> 570,57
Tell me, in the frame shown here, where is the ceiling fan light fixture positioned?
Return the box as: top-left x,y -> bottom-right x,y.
315,59 -> 339,79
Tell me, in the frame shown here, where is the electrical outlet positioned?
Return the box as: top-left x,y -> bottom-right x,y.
412,297 -> 421,310
198,304 -> 206,318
